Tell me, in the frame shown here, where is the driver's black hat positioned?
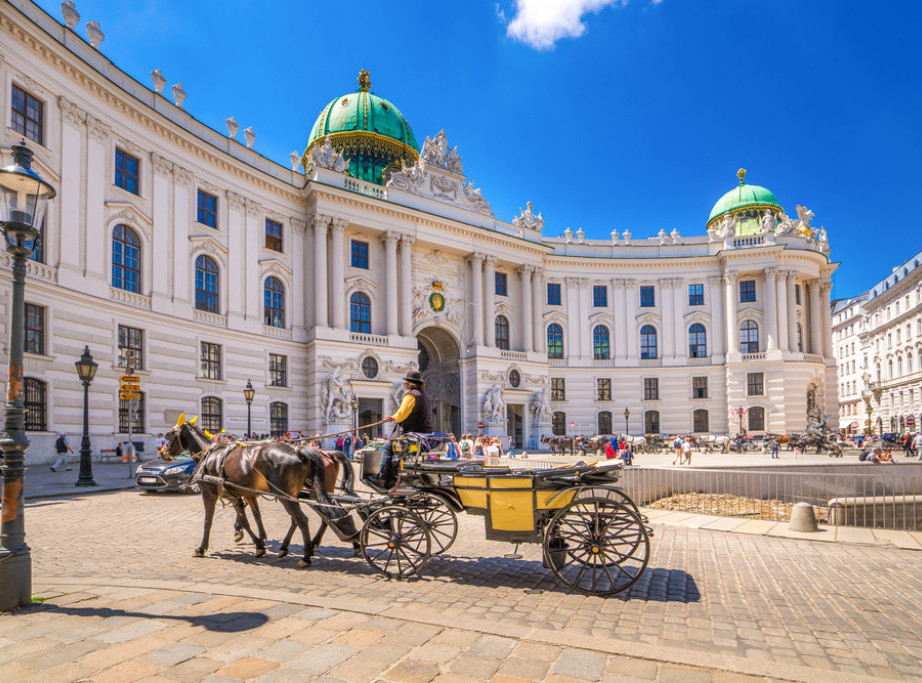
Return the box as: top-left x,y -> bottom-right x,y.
403,370 -> 424,385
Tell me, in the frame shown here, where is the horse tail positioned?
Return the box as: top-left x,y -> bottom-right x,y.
328,449 -> 356,496
297,446 -> 347,520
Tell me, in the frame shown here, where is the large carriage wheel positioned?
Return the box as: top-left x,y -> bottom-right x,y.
543,496 -> 649,596
405,493 -> 458,555
360,506 -> 431,579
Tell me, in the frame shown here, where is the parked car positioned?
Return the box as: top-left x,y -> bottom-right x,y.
134,455 -> 198,493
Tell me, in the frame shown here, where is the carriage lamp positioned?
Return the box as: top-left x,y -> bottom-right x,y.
623,408 -> 630,435
0,141 -> 56,612
243,379 -> 255,438
75,346 -> 99,488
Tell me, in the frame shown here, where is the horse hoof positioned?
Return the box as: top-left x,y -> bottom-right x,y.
278,548 -> 289,558
234,532 -> 244,543
254,548 -> 266,558
193,549 -> 205,558
297,559 -> 311,568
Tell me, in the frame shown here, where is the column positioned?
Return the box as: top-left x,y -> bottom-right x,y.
820,279 -> 834,358
707,276 -> 724,356
612,279 -> 627,359
330,218 -> 347,329
84,115 -> 108,279
764,268 -> 778,350
661,279 -> 675,359
776,269 -> 789,353
244,200 -> 262,322
809,278 -> 822,354
56,97 -> 85,277
483,256 -> 497,347
724,271 -> 739,353
578,279 -> 592,358
383,231 -> 399,336
172,167 -> 192,304
532,268 -> 545,353
291,218 -> 306,329
225,192 -> 246,319
673,279 -> 686,360
312,214 -> 329,328
468,253 -> 484,346
150,153 -> 173,304
565,278 -> 580,359
519,265 -> 534,352
786,272 -> 798,352
400,235 -> 415,337
624,280 -> 638,358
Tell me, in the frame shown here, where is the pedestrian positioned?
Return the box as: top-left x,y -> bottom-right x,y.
51,432 -> 74,471
621,443 -> 633,467
445,434 -> 460,460
459,433 -> 473,459
343,432 -> 355,460
682,437 -> 692,466
672,435 -> 683,465
115,441 -> 124,462
508,436 -> 516,458
770,438 -> 780,459
155,432 -> 167,455
913,432 -> 922,460
903,433 -> 913,458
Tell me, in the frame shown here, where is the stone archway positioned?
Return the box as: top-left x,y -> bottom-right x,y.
417,326 -> 462,435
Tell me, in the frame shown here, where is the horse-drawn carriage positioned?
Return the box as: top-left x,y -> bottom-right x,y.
165,419 -> 652,597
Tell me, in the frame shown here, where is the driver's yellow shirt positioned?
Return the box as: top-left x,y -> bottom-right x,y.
391,393 -> 416,423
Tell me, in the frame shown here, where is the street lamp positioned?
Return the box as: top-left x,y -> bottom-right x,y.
74,346 -> 98,487
737,405 -> 745,436
243,379 -> 255,438
866,404 -> 873,436
0,141 -> 56,611
351,398 -> 359,433
623,407 -> 630,435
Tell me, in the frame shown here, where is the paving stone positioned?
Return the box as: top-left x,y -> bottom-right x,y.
254,638 -> 307,663
79,636 -> 169,669
14,637 -> 107,670
288,643 -> 357,675
551,647 -> 607,680
658,665 -> 712,683
162,656 -> 224,681
216,656 -> 279,679
385,659 -> 442,682
496,655 -> 554,680
602,654 -> 659,680
143,641 -> 207,667
448,654 -> 502,678
92,658 -> 161,683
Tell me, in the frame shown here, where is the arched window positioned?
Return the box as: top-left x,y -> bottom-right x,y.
693,409 -> 709,433
748,406 -> 765,431
593,325 -> 610,360
740,320 -> 759,354
688,323 -> 707,358
889,359 -> 894,379
270,402 -> 288,436
495,316 -> 510,350
201,396 -> 223,433
640,325 -> 657,359
552,411 -> 566,436
797,323 -> 804,352
263,276 -> 285,328
112,224 -> 140,293
23,377 -> 46,431
195,255 -> 219,313
644,410 -> 660,434
898,355 -> 904,377
350,292 -> 371,333
547,323 -> 564,359
597,410 -> 612,435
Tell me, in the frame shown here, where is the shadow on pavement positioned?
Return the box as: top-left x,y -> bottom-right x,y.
26,603 -> 269,632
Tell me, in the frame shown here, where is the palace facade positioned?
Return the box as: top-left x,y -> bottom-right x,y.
1,1 -> 838,462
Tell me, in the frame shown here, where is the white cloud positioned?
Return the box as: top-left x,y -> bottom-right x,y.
506,0 -> 646,50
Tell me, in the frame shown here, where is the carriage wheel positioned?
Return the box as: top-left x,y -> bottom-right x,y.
360,506 -> 431,579
543,496 -> 649,596
405,493 -> 458,555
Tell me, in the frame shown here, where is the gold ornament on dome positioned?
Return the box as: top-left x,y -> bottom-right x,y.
737,168 -> 747,184
358,69 -> 371,92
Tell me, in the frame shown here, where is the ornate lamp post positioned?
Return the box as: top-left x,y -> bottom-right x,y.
243,379 -> 255,438
0,141 -> 56,611
351,398 -> 359,433
623,407 -> 630,435
738,405 -> 745,436
74,346 -> 98,487
866,404 -> 873,437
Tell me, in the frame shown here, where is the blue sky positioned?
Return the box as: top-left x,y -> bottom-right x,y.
33,0 -> 922,299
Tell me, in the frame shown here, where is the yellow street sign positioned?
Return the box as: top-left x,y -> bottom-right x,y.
120,391 -> 140,400
120,375 -> 140,383
120,383 -> 141,392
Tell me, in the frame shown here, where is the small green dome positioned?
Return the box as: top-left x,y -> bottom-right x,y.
305,70 -> 419,185
707,169 -> 783,227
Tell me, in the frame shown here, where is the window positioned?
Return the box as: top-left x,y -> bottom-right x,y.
495,272 -> 507,296
118,325 -> 143,370
552,411 -> 566,436
201,342 -> 221,380
547,323 -> 563,359
640,285 -> 655,307
692,376 -> 708,399
115,149 -> 139,195
195,255 -> 219,313
551,378 -> 566,401
747,372 -> 764,396
25,303 -> 44,355
264,277 -> 285,328
688,323 -> 707,358
495,316 -> 510,350
693,409 -> 709,433
795,284 -> 801,305
197,190 -> 217,228
597,378 -> 611,401
270,402 -> 288,436
23,378 -> 46,431
28,216 -> 44,264
11,84 -> 43,145
265,219 -> 283,252
351,240 -> 369,269
644,410 -> 660,433
593,325 -> 610,360
112,224 -> 141,293
362,356 -> 378,379
547,282 -> 561,306
350,292 -> 371,333
740,320 -> 759,354
201,396 -> 223,433
739,280 -> 756,303
593,285 -> 608,307
688,283 -> 704,306
643,377 -> 659,400
119,392 -> 145,433
598,411 -> 612,435
748,406 -> 765,431
640,325 -> 657,359
269,353 -> 288,387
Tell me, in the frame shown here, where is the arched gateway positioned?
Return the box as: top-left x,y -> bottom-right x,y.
417,326 -> 462,435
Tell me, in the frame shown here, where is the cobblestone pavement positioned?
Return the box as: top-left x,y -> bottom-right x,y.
9,490 -> 922,681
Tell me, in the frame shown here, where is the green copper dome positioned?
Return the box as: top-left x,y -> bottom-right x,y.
706,169 -> 784,235
305,70 -> 419,185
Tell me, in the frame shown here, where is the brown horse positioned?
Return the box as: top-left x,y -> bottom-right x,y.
162,415 -> 358,567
